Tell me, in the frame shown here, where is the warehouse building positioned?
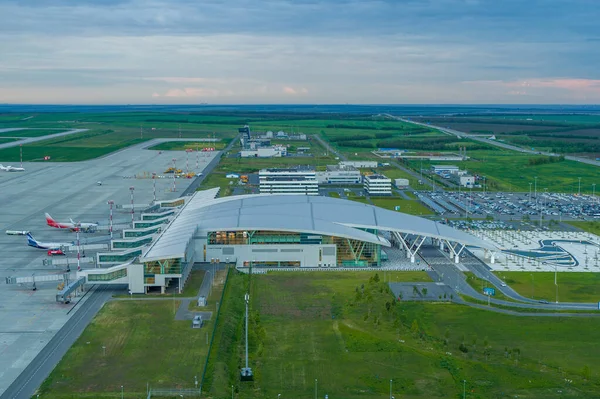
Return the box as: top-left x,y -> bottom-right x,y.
259,167 -> 318,195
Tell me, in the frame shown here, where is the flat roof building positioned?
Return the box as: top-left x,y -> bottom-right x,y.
259,167 -> 318,195
431,165 -> 459,174
364,174 -> 392,196
316,165 -> 362,185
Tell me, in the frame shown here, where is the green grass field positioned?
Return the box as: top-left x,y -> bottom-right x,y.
495,272 -> 600,303
567,221 -> 600,236
205,271 -> 600,399
0,137 -> 18,144
0,128 -> 67,137
370,197 -> 433,216
37,300 -> 212,398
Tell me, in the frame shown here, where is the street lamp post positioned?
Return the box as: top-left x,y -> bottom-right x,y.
390,379 -> 393,399
593,183 -> 597,203
315,379 -> 318,399
534,176 -> 538,201
129,186 -> 135,225
463,380 -> 466,399
528,183 -> 532,203
578,177 -> 581,196
530,273 -> 534,299
121,385 -> 124,399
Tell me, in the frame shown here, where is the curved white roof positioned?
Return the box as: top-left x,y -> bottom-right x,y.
141,189 -> 497,262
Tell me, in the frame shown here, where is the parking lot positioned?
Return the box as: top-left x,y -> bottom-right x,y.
419,190 -> 600,221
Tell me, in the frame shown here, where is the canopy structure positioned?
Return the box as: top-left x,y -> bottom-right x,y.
141,189 -> 498,264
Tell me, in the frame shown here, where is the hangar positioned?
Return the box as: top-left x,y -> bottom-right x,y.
104,188 -> 497,294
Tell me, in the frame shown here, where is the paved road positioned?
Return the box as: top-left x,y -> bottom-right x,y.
181,134 -> 240,196
392,116 -> 600,168
312,134 -> 347,161
420,246 -> 599,311
0,129 -> 89,150
0,285 -> 120,399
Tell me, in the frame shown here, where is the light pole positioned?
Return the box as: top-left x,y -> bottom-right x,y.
555,263 -> 559,303
315,379 -> 318,399
76,222 -> 81,271
578,177 -> 581,196
129,186 -> 135,225
240,293 -> 253,380
121,385 -> 124,399
390,379 -> 393,399
593,183 -> 597,203
107,200 -> 114,239
534,176 -> 538,201
231,385 -> 234,399
152,173 -> 157,203
172,158 -> 177,192
483,176 -> 486,194
530,273 -> 534,299
528,182 -> 532,203
463,380 -> 466,399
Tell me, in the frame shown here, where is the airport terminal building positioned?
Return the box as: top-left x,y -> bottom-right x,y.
86,188 -> 494,294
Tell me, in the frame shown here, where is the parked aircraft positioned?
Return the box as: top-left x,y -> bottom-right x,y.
0,164 -> 25,172
45,213 -> 98,232
26,233 -> 71,250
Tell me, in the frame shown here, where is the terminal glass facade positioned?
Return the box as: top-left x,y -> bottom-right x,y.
144,258 -> 183,275
206,230 -> 381,267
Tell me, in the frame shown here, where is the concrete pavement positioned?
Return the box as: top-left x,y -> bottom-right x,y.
0,129 -> 89,150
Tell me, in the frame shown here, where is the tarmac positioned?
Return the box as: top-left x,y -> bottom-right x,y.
0,139 -> 219,396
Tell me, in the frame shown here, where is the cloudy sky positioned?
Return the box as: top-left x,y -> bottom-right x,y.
0,0 -> 599,104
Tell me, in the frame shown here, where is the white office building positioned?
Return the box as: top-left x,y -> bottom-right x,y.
259,167 -> 318,195
460,175 -> 475,187
431,165 -> 460,174
340,161 -> 378,169
364,174 -> 392,196
316,165 -> 362,185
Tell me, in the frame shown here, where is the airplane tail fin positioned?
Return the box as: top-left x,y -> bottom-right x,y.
45,213 -> 56,226
26,233 -> 38,246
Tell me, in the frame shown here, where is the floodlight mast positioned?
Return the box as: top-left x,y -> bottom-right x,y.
245,293 -> 249,369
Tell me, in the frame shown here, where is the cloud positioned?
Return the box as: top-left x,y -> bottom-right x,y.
282,86 -> 308,95
0,0 -> 599,103
163,87 -> 220,97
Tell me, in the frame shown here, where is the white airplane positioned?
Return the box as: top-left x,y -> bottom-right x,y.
45,213 -> 98,232
0,164 -> 25,172
26,233 -> 72,250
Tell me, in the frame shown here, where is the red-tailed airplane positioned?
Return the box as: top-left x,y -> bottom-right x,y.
45,213 -> 98,232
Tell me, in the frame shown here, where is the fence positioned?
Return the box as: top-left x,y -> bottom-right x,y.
147,388 -> 201,398
198,265 -> 231,395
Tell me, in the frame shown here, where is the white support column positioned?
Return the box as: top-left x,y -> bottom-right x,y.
439,240 -> 444,250
454,254 -> 460,263
491,252 -> 496,264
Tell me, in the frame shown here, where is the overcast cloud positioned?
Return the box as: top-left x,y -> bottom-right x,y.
0,0 -> 599,104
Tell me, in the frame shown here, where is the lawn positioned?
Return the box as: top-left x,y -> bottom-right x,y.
205,271 -> 600,399
0,137 -> 19,144
408,149 -> 599,193
567,221 -> 600,236
495,271 -> 600,303
370,197 -> 434,216
0,128 -> 67,137
37,300 -> 213,398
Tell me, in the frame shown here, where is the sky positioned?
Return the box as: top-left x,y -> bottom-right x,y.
0,0 -> 599,104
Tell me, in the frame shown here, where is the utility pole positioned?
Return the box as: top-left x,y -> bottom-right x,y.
593,183 -> 597,203
20,144 -> 23,168
529,182 -> 532,203
76,222 -> 81,271
140,124 -> 143,139
534,176 -> 538,201
578,177 -> 581,196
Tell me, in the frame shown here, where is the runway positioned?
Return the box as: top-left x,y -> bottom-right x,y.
0,139 -> 219,396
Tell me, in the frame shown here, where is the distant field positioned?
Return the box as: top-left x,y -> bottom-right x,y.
206,271 -> 600,399
0,128 -> 66,138
408,149 -> 599,193
496,272 -> 600,303
0,137 -> 18,144
566,221 -> 600,236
